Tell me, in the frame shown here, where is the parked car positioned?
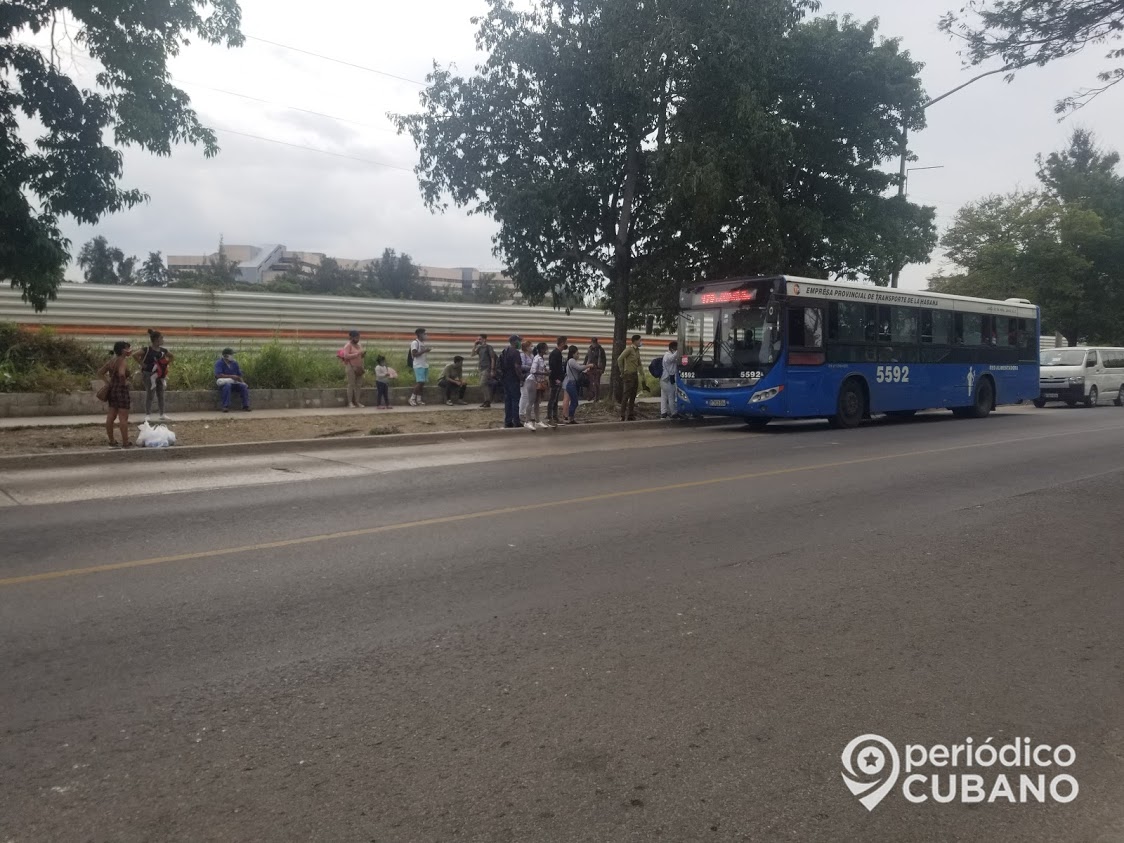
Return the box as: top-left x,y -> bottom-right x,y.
1036,347 -> 1124,408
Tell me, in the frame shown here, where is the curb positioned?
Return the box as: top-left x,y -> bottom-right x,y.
0,417 -> 735,471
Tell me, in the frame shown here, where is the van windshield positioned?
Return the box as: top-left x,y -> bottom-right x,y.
1040,350 -> 1086,366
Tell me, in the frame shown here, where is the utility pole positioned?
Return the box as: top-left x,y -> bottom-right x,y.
889,65 -> 1015,289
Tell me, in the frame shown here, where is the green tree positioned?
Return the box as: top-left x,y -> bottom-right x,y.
470,272 -> 509,304
1,1 -> 244,311
141,251 -> 168,287
366,249 -> 431,300
930,132 -> 1124,345
394,1 -> 934,397
303,257 -> 364,296
76,236 -> 123,284
940,0 -> 1124,112
117,254 -> 138,285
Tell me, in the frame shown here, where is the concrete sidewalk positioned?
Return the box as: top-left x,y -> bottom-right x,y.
0,397 -> 662,429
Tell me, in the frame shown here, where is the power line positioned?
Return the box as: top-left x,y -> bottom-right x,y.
245,35 -> 426,86
178,79 -> 398,132
213,127 -> 415,172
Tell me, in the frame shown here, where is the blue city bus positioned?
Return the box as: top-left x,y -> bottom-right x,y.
675,276 -> 1040,428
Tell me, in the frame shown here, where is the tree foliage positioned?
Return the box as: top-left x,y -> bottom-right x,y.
930,130 -> 1124,345
141,251 -> 167,286
940,0 -> 1124,113
1,1 -> 244,311
394,0 -> 935,393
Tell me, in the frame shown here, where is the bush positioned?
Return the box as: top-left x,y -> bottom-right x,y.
165,342 -> 413,391
0,325 -> 424,393
0,324 -> 104,393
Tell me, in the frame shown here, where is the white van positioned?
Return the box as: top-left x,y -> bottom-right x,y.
1037,347 -> 1124,408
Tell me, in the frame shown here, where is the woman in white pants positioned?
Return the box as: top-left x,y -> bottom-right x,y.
521,342 -> 550,430
660,340 -> 680,419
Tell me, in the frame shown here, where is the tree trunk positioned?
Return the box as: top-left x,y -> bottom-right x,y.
608,141 -> 640,405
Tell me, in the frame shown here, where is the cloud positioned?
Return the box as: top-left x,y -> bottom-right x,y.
52,0 -> 1124,291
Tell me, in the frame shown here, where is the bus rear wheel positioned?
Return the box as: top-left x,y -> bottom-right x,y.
829,379 -> 866,429
967,377 -> 995,419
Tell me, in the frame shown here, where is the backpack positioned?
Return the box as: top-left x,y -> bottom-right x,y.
499,346 -> 519,378
406,346 -> 414,368
648,357 -> 663,379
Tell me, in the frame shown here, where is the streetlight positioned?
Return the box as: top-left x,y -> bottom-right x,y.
905,165 -> 945,198
889,65 -> 1015,288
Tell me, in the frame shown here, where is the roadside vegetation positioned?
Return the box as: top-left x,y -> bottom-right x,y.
0,326 -> 412,393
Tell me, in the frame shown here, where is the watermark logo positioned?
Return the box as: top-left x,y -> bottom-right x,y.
841,734 -> 900,811
841,735 -> 1079,811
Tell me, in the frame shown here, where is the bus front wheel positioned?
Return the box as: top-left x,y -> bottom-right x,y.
745,417 -> 770,430
830,379 -> 866,429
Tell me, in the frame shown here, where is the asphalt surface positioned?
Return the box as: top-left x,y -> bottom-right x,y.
1,406 -> 1122,842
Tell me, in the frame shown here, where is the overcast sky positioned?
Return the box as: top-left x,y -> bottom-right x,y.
52,0 -> 1124,289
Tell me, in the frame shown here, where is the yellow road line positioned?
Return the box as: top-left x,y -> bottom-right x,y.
3,423 -> 1123,588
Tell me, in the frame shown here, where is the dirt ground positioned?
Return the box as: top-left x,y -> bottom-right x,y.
0,400 -> 663,455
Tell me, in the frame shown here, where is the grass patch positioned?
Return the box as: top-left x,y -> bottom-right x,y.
368,425 -> 403,436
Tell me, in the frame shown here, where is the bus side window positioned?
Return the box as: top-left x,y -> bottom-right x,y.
788,307 -> 824,349
921,310 -> 933,343
962,314 -> 983,345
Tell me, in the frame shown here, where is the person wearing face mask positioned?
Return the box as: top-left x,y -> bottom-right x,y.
408,327 -> 432,407
617,334 -> 644,421
214,348 -> 251,412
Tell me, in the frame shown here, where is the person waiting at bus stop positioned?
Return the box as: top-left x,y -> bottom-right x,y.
439,356 -> 469,405
498,335 -> 523,428
214,348 -> 251,412
618,334 -> 643,421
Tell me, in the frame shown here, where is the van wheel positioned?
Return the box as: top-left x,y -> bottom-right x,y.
1032,398 -> 1047,408
967,377 -> 994,419
1085,386 -> 1099,408
1065,400 -> 1077,408
1115,385 -> 1124,407
829,379 -> 866,429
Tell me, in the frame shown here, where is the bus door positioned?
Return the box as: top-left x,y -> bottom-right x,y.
784,304 -> 834,415
868,305 -> 920,412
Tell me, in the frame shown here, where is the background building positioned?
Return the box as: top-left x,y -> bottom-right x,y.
166,244 -> 517,300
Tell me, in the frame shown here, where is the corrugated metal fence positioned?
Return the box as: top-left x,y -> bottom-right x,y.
1,285 -> 665,368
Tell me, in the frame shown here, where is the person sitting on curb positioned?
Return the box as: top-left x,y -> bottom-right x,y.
214,348 -> 251,413
439,356 -> 469,405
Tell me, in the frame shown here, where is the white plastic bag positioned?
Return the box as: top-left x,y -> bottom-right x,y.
136,421 -> 177,448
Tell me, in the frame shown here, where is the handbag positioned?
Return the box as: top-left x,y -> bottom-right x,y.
96,382 -> 110,402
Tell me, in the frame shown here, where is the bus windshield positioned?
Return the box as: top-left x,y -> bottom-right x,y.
680,304 -> 780,371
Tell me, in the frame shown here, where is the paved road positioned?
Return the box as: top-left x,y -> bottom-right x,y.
1,407 -> 1122,842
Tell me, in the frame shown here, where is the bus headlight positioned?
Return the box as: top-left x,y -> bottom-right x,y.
749,386 -> 784,404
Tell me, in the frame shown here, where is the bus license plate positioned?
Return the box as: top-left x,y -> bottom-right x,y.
707,399 -> 729,408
